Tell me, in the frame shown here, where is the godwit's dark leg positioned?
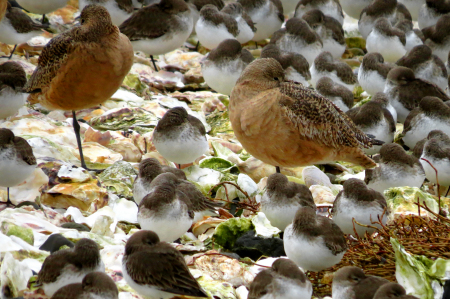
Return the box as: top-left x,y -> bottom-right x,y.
7,45 -> 17,60
150,55 -> 158,71
72,110 -> 88,169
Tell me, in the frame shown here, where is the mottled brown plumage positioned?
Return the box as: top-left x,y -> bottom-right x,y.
51,272 -> 118,299
229,58 -> 377,169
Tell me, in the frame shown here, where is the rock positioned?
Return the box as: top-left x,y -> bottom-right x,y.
0,221 -> 34,245
39,234 -> 74,253
61,223 -> 90,232
232,230 -> 285,261
98,161 -> 137,199
213,217 -> 254,249
0,252 -> 33,298
251,212 -> 281,238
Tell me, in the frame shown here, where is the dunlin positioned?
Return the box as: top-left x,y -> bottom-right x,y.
261,43 -> 311,86
422,14 -> 450,62
248,258 -> 313,299
294,0 -> 344,25
36,238 -> 105,297
316,76 -> 354,112
51,272 -> 118,299
332,178 -> 389,236
301,9 -> 345,59
186,0 -> 224,32
152,106 -> 208,166
332,266 -> 390,299
374,282 -> 420,299
15,0 -> 69,22
230,58 -> 381,170
384,66 -> 449,123
366,17 -> 406,63
418,0 -> 450,29
284,206 -> 348,271
402,96 -> 450,148
394,19 -> 424,53
122,230 -> 208,298
119,0 -> 192,70
201,39 -> 254,95
346,93 -> 396,155
238,0 -> 284,42
271,17 -> 323,65
221,2 -> 256,44
133,157 -> 186,205
359,53 -> 394,97
396,45 -> 447,91
0,61 -> 27,119
24,5 -> 134,171
79,0 -> 134,25
310,51 -> 358,91
261,173 -> 316,231
0,2 -> 48,59
0,128 -> 36,207
365,143 -> 425,193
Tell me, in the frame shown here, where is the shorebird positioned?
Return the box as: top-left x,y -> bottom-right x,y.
0,61 -> 27,119
24,5 -> 134,172
79,0 -> 134,26
119,0 -> 193,70
365,143 -> 425,193
358,53 -> 394,96
374,282 -> 419,299
294,0 -> 344,25
418,0 -> 450,29
15,0 -> 69,23
152,106 -> 208,166
366,17 -> 406,63
133,157 -> 186,205
422,14 -> 450,62
402,96 -> 450,148
0,128 -> 36,207
284,206 -> 348,271
248,258 -> 313,299
221,2 -> 256,44
186,0 -> 224,32
51,272 -> 118,299
36,238 -> 105,297
394,19 -> 424,53
316,76 -> 354,112
122,230 -> 208,299
332,266 -> 390,299
261,43 -> 311,86
0,2 -> 48,59
346,93 -> 396,155
332,178 -> 389,236
201,39 -> 254,95
230,58 -> 381,171
261,173 -> 316,231
397,0 -> 424,20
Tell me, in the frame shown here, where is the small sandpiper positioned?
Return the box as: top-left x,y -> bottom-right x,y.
133,157 -> 186,205
248,258 -> 313,299
221,2 -> 256,44
346,93 -> 396,155
394,19 -> 424,53
358,0 -> 412,40
396,45 -> 447,91
359,53 -> 394,97
122,230 -> 208,299
15,0 -> 69,23
301,9 -> 346,59
374,282 -> 420,299
0,128 -> 36,207
422,14 -> 450,62
0,61 -> 27,119
186,0 -> 224,33
0,2 -> 48,58
261,173 -> 316,231
384,66 -> 449,123
36,238 -> 105,297
365,143 -> 425,194
294,0 -> 344,25
51,272 -> 118,299
201,39 -> 254,95
152,106 -> 209,166
418,0 -> 450,29
366,17 -> 406,63
310,51 -> 358,91
332,178 -> 389,237
79,0 -> 134,26
284,206 -> 348,271
261,43 -> 311,86
119,0 -> 193,70
238,0 -> 284,42
316,76 -> 354,112
270,17 -> 323,65
332,266 -> 390,299
403,96 -> 450,149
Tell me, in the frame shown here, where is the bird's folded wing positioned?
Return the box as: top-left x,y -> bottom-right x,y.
119,7 -> 169,40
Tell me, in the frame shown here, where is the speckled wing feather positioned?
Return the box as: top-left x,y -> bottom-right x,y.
24,31 -> 74,93
14,137 -> 36,165
125,245 -> 208,297
279,82 -> 373,149
36,250 -> 72,284
119,6 -> 169,40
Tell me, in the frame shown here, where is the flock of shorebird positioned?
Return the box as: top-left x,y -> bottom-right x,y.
0,0 -> 450,297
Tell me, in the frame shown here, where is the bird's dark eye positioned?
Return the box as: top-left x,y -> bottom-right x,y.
274,77 -> 279,81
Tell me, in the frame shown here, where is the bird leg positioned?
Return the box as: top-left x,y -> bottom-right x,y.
72,111 -> 102,173
1,188 -> 16,207
178,164 -> 181,169
276,166 -> 281,173
150,55 -> 158,71
254,41 -> 258,49
195,41 -> 200,52
2,45 -> 18,60
445,186 -> 450,198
